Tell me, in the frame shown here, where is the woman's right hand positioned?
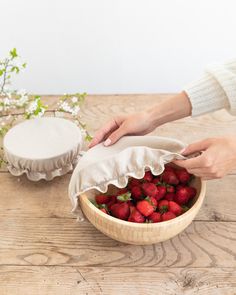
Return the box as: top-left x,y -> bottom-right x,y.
88,111 -> 156,148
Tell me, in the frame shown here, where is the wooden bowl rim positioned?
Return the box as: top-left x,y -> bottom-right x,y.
80,178 -> 206,228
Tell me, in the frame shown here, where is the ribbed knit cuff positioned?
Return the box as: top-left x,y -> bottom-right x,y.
184,73 -> 229,117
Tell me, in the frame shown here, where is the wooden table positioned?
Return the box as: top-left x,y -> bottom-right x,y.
1,95 -> 236,295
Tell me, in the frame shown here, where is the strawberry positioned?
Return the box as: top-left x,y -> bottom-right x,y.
165,192 -> 175,201
164,165 -> 175,172
162,211 -> 176,221
128,208 -> 145,223
149,196 -> 158,208
176,184 -> 185,191
137,199 -> 154,217
162,169 -> 179,185
148,212 -> 161,223
152,177 -> 161,185
155,185 -> 166,200
107,195 -> 117,210
142,182 -> 158,198
100,208 -> 108,214
131,186 -> 143,200
166,185 -> 175,193
187,186 -> 197,199
175,168 -> 191,184
174,187 -> 190,205
143,171 -> 153,182
168,201 -> 182,216
116,192 -> 132,203
129,178 -> 141,188
158,200 -> 169,213
116,188 -> 129,195
95,194 -> 111,204
110,202 -> 130,220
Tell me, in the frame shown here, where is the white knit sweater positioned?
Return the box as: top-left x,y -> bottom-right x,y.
184,59 -> 236,116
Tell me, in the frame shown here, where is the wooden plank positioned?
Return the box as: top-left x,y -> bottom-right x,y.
0,173 -> 73,219
0,173 -> 235,221
0,217 -> 235,268
0,266 -> 235,295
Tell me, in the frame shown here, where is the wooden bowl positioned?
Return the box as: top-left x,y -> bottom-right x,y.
80,174 -> 206,245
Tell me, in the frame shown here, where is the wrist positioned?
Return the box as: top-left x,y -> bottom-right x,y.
147,91 -> 192,128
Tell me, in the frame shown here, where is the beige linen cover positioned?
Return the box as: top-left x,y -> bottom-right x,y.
69,136 -> 187,220
3,117 -> 82,181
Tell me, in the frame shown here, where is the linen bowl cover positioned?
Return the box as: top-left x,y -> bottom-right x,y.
3,117 -> 82,181
69,135 -> 187,220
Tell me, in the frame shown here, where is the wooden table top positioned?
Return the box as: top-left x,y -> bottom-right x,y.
1,94 -> 236,295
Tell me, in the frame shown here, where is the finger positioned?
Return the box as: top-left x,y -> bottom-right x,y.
181,139 -> 211,156
88,120 -> 118,148
173,154 -> 206,169
104,125 -> 127,146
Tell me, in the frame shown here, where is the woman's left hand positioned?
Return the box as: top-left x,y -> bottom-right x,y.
173,137 -> 236,180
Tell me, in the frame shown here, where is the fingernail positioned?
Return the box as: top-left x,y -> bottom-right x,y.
104,138 -> 111,146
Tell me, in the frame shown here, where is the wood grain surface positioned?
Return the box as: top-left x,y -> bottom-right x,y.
0,94 -> 236,295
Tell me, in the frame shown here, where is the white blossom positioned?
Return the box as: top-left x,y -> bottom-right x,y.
71,106 -> 80,116
16,95 -> 28,107
71,96 -> 78,103
60,101 -> 72,113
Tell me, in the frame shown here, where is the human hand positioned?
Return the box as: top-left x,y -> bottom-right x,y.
88,111 -> 156,148
173,137 -> 236,180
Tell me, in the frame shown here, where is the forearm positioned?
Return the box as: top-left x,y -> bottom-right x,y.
147,91 -> 192,128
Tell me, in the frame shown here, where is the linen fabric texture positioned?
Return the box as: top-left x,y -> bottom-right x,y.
3,117 -> 82,181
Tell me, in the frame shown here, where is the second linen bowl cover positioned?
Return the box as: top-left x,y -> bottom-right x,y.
3,117 -> 82,181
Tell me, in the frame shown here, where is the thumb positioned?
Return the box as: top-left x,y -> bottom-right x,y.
181,139 -> 211,156
103,126 -> 127,146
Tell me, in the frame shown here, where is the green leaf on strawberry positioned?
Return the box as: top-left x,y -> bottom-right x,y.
117,192 -> 132,202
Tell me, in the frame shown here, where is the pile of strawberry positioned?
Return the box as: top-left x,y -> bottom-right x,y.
91,165 -> 197,223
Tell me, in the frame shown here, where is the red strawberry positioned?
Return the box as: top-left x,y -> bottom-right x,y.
162,169 -> 179,185
100,208 -> 108,214
95,194 -> 111,204
142,182 -> 158,198
164,165 -> 175,172
148,212 -> 161,223
116,188 -> 129,195
158,200 -> 169,213
152,177 -> 161,185
162,211 -> 176,221
155,185 -> 166,200
187,186 -> 197,199
176,168 -> 191,184
143,171 -> 153,182
107,195 -> 117,210
174,187 -> 190,205
110,202 -> 130,220
128,208 -> 145,223
176,184 -> 185,191
131,186 -> 143,200
168,201 -> 182,216
129,178 -> 141,188
166,185 -> 175,193
149,196 -> 158,208
137,200 -> 154,217
165,192 -> 175,201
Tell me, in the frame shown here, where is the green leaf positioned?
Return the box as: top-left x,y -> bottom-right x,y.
22,63 -> 27,68
0,69 -> 3,76
10,48 -> 18,59
85,134 -> 93,142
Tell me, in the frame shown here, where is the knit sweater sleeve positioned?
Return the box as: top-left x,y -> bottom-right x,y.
183,59 -> 236,116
